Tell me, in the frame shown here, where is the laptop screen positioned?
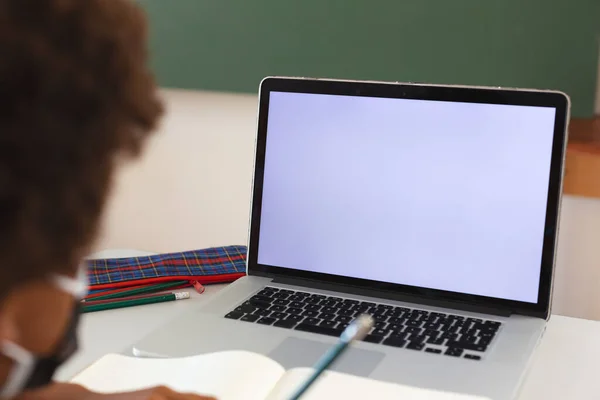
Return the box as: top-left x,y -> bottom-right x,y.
256,90 -> 557,304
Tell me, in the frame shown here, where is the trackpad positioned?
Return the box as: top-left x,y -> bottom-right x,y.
268,337 -> 384,377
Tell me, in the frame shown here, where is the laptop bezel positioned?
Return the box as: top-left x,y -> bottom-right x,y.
247,76 -> 569,320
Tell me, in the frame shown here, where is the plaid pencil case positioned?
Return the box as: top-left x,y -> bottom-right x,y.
85,245 -> 247,294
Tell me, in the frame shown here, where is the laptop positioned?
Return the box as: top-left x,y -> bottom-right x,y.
132,77 -> 569,399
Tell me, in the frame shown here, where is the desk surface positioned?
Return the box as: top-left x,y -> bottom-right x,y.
59,250 -> 600,399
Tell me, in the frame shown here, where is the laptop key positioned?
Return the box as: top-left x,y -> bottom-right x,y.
250,295 -> 272,303
446,341 -> 487,352
319,313 -> 336,321
453,319 -> 467,327
295,323 -> 344,337
484,320 -> 501,328
388,317 -> 406,325
319,320 -> 338,328
287,307 -> 303,315
463,328 -> 478,336
445,347 -> 463,357
321,306 -> 337,314
440,332 -> 459,341
372,314 -> 388,322
273,299 -> 290,306
335,315 -> 353,323
270,311 -> 287,320
363,334 -> 385,344
257,317 -> 276,325
303,317 -> 321,325
481,325 -> 500,334
423,322 -> 440,330
285,314 -> 304,322
224,311 -> 244,320
249,299 -> 271,309
426,336 -> 445,345
408,334 -> 426,343
372,328 -> 390,336
406,342 -> 425,351
304,304 -> 322,311
391,331 -> 408,339
479,330 -> 497,337
302,310 -> 320,317
382,337 -> 407,348
425,348 -> 442,354
254,309 -> 272,317
338,309 -> 356,317
240,314 -> 260,322
235,304 -> 256,314
388,324 -> 403,332
464,354 -> 482,361
289,301 -> 304,309
273,319 -> 297,329
461,335 -> 478,344
270,305 -> 287,312
373,321 -> 388,329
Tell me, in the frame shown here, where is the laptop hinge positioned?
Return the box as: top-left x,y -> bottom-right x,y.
271,276 -> 512,318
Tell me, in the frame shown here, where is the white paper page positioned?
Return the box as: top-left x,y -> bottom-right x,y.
71,351 -> 285,400
266,368 -> 491,400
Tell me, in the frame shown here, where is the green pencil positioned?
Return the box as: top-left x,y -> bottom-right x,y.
81,292 -> 190,313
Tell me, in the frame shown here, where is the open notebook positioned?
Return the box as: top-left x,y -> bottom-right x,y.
71,351 -> 491,400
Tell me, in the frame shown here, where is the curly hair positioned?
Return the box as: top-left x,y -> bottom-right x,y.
0,0 -> 163,298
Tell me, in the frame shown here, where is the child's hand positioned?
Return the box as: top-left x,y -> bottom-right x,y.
17,383 -> 216,400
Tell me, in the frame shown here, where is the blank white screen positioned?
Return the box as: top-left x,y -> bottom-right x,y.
257,91 -> 556,303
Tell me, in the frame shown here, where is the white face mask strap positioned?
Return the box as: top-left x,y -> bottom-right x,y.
0,341 -> 35,398
51,265 -> 88,299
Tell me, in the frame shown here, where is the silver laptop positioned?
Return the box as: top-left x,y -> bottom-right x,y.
132,77 -> 569,399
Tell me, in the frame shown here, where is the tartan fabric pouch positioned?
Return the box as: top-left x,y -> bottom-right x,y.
86,245 -> 247,290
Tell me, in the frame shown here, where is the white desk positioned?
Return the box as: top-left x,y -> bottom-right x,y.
57,250 -> 600,399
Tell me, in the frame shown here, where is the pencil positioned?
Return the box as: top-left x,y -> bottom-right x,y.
81,292 -> 190,313
287,314 -> 374,400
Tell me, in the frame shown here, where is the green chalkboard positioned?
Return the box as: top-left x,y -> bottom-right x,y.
139,0 -> 600,117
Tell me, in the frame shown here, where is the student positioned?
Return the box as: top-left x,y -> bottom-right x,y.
0,1 -> 214,399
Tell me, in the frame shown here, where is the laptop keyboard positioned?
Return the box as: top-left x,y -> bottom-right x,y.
225,287 -> 501,361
